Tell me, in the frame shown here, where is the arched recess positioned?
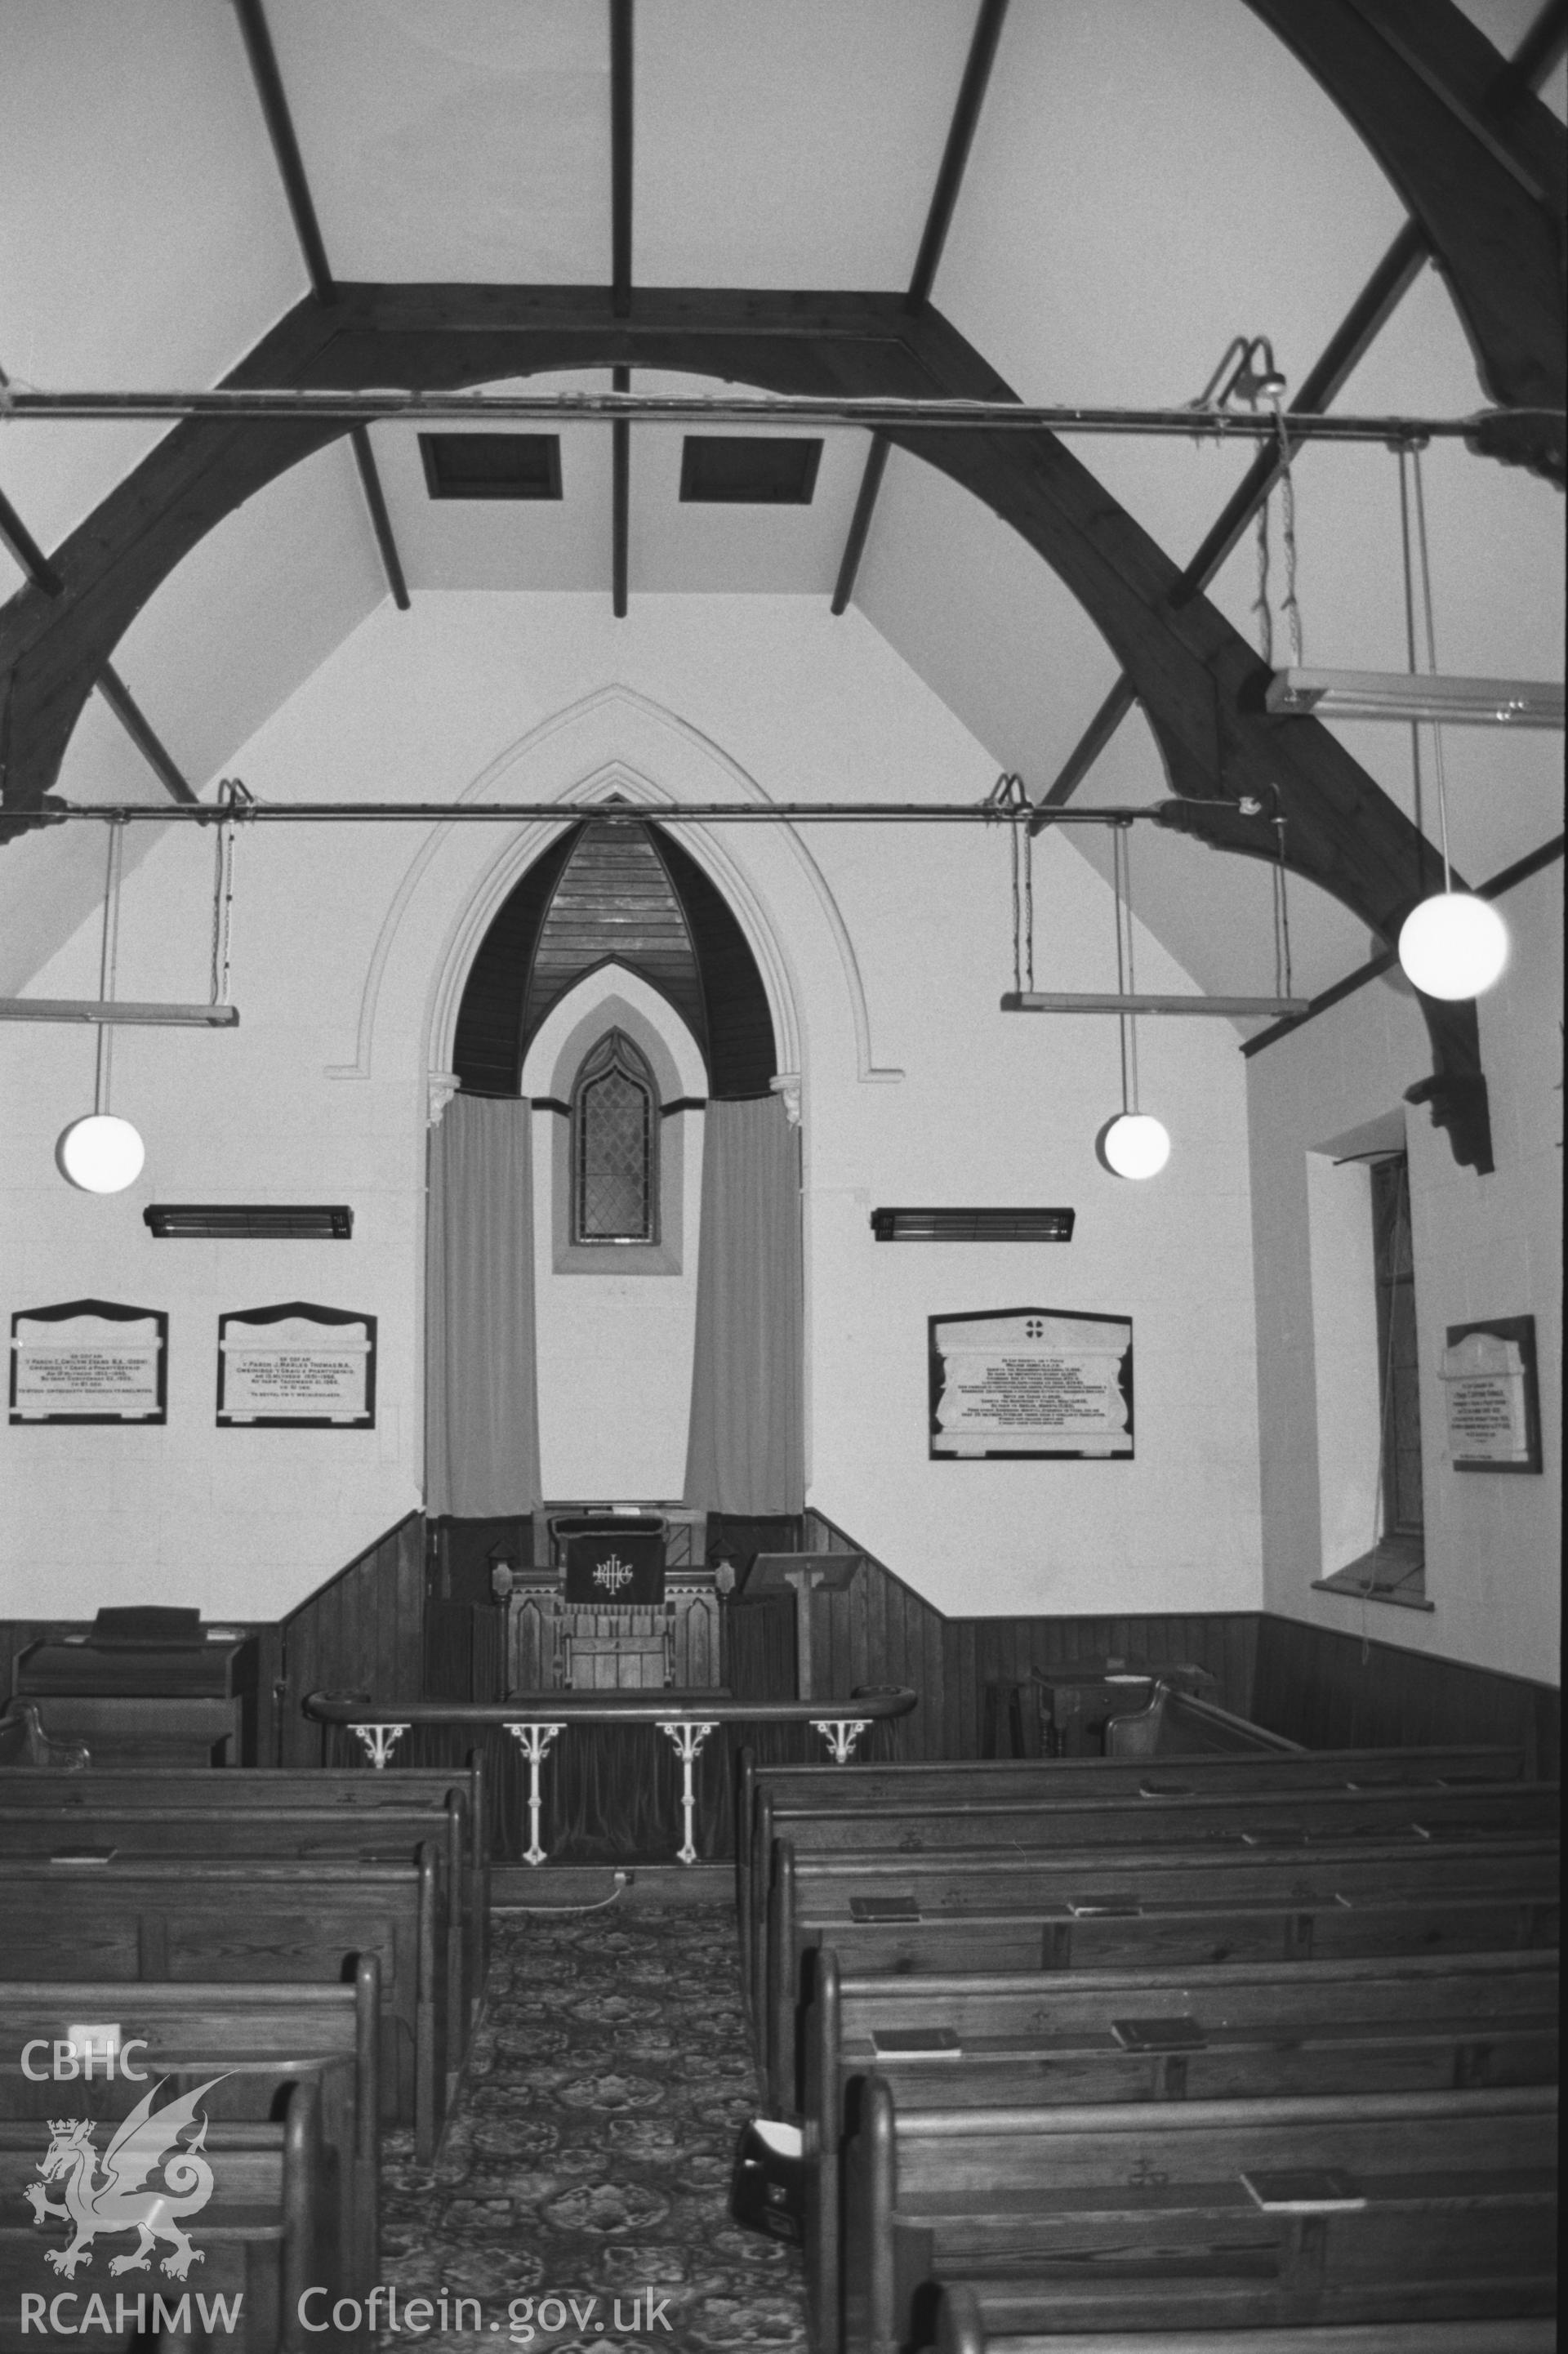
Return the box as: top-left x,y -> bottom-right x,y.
452,805 -> 777,1102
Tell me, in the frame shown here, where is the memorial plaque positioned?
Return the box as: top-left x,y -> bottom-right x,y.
9,1300 -> 167,1424
217,1300 -> 376,1428
1439,1316 -> 1541,1473
929,1306 -> 1134,1459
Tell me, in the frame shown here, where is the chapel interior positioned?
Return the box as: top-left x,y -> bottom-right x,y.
0,3 -> 1563,2350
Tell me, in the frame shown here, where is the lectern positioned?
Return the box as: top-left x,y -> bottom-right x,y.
742,1554 -> 862,1701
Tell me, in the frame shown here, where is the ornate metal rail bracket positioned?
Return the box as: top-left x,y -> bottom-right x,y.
506,1720 -> 566,1866
658,1719 -> 719,1864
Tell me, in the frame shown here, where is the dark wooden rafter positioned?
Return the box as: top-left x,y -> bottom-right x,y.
831,0 -> 1010,614
94,669 -> 199,805
0,283 -> 1498,1165
610,2 -> 635,614
1241,0 -> 1566,467
1042,2 -> 1566,809
1040,221 -> 1428,808
233,0 -> 408,609
2,456 -> 195,804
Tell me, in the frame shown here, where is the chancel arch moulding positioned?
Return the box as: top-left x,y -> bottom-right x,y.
329,684 -> 902,1106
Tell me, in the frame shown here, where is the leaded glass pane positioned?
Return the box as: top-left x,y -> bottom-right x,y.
573,1032 -> 656,1242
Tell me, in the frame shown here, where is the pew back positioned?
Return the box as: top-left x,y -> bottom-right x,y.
2,1848 -> 445,2162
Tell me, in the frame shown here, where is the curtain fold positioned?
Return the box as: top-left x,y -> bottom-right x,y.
684,1093 -> 804,1514
425,1093 -> 542,1518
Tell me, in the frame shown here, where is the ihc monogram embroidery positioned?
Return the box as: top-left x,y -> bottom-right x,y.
593,1556 -> 635,1594
24,2077 -> 226,2280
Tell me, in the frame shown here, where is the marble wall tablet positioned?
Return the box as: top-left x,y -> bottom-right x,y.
216,1301 -> 376,1429
929,1306 -> 1133,1460
9,1299 -> 168,1424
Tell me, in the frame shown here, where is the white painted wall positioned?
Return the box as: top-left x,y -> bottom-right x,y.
1247,859 -> 1562,1683
0,592 -> 1263,1624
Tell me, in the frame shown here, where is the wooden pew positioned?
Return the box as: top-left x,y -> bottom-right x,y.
0,2075 -> 332,2353
0,1965 -> 381,2321
842,2078 -> 1557,2354
736,1746 -> 1528,2004
0,1702 -> 89,1770
0,1760 -> 490,1991
746,1779 -> 1557,2029
1102,1682 -> 1305,1758
2,1849 -> 447,2162
768,1835 -> 1560,2107
934,2286 -> 1557,2354
0,1797 -> 478,2062
806,1947 -> 1559,2352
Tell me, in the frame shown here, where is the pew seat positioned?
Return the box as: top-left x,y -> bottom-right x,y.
933,2287 -> 1557,2354
0,2077 -> 332,2354
844,2079 -> 1557,2354
0,1968 -> 380,2325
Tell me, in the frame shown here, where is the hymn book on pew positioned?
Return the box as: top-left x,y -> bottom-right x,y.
1241,2168 -> 1368,2213
869,2026 -> 961,2056
1110,2015 -> 1207,2050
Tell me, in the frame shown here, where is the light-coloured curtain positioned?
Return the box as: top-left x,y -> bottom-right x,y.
425,1093 -> 542,1517
684,1093 -> 804,1514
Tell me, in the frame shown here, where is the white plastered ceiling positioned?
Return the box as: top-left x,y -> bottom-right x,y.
1,0 -> 1562,1003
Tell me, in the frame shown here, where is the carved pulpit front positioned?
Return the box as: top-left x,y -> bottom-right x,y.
502,1507 -> 722,1693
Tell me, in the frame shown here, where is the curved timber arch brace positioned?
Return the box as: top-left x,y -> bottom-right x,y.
0,285 -> 1491,1166
1241,0 -> 1567,446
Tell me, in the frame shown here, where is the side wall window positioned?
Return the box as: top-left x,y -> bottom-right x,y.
572,1029 -> 658,1245
1370,1153 -> 1424,1552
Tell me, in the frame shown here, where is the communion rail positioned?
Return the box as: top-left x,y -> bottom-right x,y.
304,1689 -> 918,1866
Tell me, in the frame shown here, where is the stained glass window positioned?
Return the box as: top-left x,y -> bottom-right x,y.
572,1030 -> 657,1243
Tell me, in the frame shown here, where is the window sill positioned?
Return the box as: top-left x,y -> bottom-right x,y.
1313,1545 -> 1432,1613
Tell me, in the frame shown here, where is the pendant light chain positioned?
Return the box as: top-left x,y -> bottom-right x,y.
95,817 -> 127,1116
1396,446 -> 1427,845
212,807 -> 238,1006
996,773 -> 1034,995
1112,823 -> 1140,1116
1409,444 -> 1453,889
1272,399 -> 1304,667
1271,808 -> 1294,1002
1253,485 -> 1273,666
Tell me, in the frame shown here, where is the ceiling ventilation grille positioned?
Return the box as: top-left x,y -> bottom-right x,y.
679,437 -> 822,504
143,1205 -> 354,1240
419,433 -> 563,500
871,1207 -> 1076,1243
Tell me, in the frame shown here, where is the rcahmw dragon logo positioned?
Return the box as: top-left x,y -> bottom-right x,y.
24,2076 -> 226,2280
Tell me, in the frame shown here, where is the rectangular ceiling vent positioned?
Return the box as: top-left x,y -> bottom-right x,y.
871,1207 -> 1076,1244
419,433 -> 563,500
679,436 -> 822,505
144,1205 -> 354,1241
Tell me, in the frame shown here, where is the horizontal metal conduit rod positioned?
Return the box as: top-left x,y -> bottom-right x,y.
2,387 -> 1554,442
32,797 -> 1187,826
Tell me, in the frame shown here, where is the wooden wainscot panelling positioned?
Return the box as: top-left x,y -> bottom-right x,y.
801,1510 -> 1259,1762
277,1510 -> 426,1764
1253,1613 -> 1560,1780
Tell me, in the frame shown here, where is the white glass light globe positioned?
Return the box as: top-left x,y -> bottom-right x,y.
1102,1112 -> 1171,1180
59,1114 -> 145,1194
1397,892 -> 1508,1001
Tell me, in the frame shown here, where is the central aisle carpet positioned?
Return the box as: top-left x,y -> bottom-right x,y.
381,1899 -> 810,2352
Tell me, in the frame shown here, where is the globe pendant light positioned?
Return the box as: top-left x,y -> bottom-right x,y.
59,1112 -> 146,1193
1392,444 -> 1508,1001
1397,890 -> 1508,1001
1100,826 -> 1170,1181
58,818 -> 145,1194
1102,1110 -> 1171,1180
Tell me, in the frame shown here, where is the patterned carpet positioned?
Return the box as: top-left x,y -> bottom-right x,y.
379,1899 -> 809,2352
